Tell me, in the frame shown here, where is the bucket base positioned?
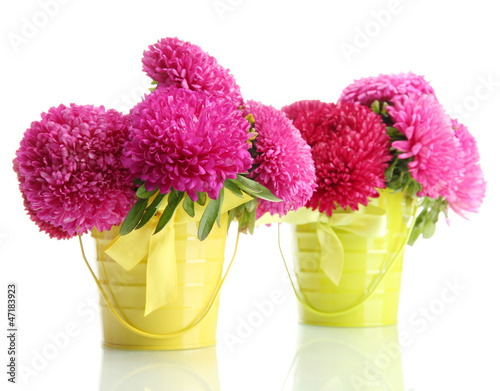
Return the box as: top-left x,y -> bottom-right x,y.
98,296 -> 222,350
101,340 -> 217,351
298,318 -> 398,328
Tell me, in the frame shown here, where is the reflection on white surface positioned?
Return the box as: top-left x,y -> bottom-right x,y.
282,325 -> 405,391
99,346 -> 220,391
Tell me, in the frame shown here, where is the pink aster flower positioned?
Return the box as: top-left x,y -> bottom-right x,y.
281,100 -> 328,121
142,37 -> 243,106
13,104 -> 135,239
124,87 -> 252,200
13,160 -> 72,239
242,100 -> 316,217
448,119 -> 486,217
388,95 -> 465,200
339,72 -> 435,106
282,100 -> 333,144
291,101 -> 392,215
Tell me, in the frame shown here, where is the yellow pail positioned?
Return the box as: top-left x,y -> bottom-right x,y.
91,216 -> 228,350
290,190 -> 415,327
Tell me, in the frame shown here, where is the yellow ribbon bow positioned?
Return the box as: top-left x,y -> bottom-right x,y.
105,191 -> 252,316
257,204 -> 387,286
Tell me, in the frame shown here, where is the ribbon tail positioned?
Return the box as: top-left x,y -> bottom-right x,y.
317,223 -> 344,286
326,204 -> 387,238
104,226 -> 153,271
145,219 -> 177,316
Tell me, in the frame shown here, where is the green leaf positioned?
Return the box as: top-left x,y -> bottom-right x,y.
248,207 -> 256,235
136,192 -> 166,230
387,126 -> 406,141
385,159 -> 398,182
422,219 -> 437,239
154,191 -> 184,234
245,198 -> 258,212
371,100 -> 381,114
228,208 -> 235,222
238,208 -> 253,234
223,180 -> 244,197
245,113 -> 255,125
230,175 -> 281,202
196,192 -> 207,206
182,196 -> 195,218
216,189 -> 224,228
235,174 -> 265,191
405,179 -> 421,198
133,178 -> 143,187
120,198 -> 148,236
149,81 -> 158,92
136,184 -> 158,199
198,197 -> 222,241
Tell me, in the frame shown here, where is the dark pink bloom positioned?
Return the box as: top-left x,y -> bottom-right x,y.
243,100 -> 316,217
289,101 -> 391,214
282,100 -> 329,121
13,104 -> 134,239
282,100 -> 333,144
142,37 -> 243,106
124,87 -> 252,200
448,119 -> 486,217
339,72 -> 435,106
388,95 -> 465,200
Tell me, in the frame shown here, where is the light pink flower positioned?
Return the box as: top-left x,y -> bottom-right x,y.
243,100 -> 316,217
339,72 -> 435,106
448,119 -> 486,216
13,104 -> 134,239
388,95 -> 465,200
142,37 -> 243,106
123,87 -> 252,200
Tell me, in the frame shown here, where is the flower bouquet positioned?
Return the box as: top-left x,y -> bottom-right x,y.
12,37 -> 316,349
258,73 -> 486,327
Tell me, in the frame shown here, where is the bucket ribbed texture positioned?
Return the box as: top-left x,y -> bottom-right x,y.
291,190 -> 413,327
92,219 -> 227,350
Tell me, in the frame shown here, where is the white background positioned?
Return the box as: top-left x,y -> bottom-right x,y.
1,0 -> 499,390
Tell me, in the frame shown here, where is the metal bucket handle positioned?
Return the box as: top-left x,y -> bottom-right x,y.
278,204 -> 417,318
78,232 -> 240,340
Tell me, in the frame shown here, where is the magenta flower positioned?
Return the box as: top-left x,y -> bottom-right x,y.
242,100 -> 316,217
288,101 -> 391,215
388,95 -> 465,200
123,87 -> 252,200
14,161 -> 72,239
13,104 -> 135,239
142,37 -> 243,106
448,119 -> 486,216
339,72 -> 435,106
